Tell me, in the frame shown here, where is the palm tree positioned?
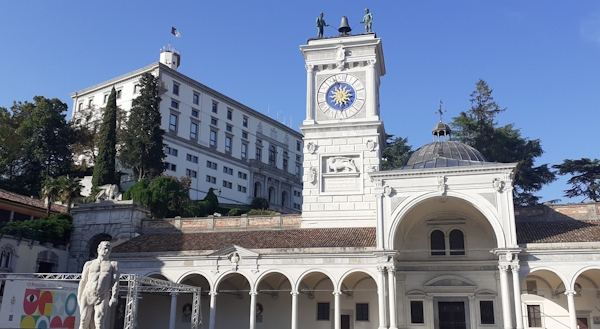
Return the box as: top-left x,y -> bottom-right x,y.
59,175 -> 82,213
41,177 -> 61,217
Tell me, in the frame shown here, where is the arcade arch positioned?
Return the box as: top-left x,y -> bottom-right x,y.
392,196 -> 499,261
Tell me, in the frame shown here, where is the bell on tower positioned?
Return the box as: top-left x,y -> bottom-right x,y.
338,16 -> 352,36
159,42 -> 181,70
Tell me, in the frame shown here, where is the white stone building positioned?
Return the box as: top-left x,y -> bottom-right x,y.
66,33 -> 600,329
70,45 -> 303,212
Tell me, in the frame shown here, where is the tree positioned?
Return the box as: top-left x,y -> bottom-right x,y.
451,80 -> 555,205
92,87 -> 119,188
382,134 -> 412,170
123,176 -> 191,218
119,73 -> 166,180
58,175 -> 82,213
41,177 -> 62,217
553,158 -> 600,202
0,105 -> 25,191
7,97 -> 74,195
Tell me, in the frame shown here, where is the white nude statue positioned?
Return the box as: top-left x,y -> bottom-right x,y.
78,241 -> 119,329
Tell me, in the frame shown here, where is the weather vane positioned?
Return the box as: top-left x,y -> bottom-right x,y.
436,99 -> 446,122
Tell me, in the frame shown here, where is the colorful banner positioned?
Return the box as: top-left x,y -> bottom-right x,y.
0,280 -> 79,329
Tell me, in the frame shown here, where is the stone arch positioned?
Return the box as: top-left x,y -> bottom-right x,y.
388,191 -> 506,250
254,182 -> 263,198
268,186 -> 276,204
281,191 -> 289,207
214,270 -> 255,292
255,269 -> 295,291
571,265 -> 600,290
177,271 -> 213,292
87,233 -> 112,259
337,269 -> 378,291
295,269 -> 337,292
144,271 -> 174,282
528,267 -> 569,287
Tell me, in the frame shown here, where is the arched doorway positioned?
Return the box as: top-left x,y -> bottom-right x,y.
297,271 -> 336,328
391,196 -> 500,329
339,271 -> 379,327
215,272 -> 252,328
254,182 -> 262,198
522,269 -> 569,328
255,271 -> 293,327
88,233 -> 112,259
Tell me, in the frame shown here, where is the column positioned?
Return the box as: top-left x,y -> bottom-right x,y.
375,194 -> 385,249
511,265 -> 524,329
387,266 -> 398,329
291,291 -> 299,329
366,59 -> 378,118
377,266 -> 387,329
208,292 -> 217,329
498,265 -> 512,329
468,296 -> 477,329
305,64 -> 315,123
249,291 -> 258,329
333,290 -> 342,329
169,293 -> 178,329
565,290 -> 578,329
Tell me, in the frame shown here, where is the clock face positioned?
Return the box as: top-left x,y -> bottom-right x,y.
317,74 -> 365,119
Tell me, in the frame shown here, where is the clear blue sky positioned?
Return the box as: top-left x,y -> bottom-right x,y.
1,1 -> 598,203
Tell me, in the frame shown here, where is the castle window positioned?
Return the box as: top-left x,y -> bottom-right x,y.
356,303 -> 369,321
430,230 -> 445,256
269,145 -> 276,167
430,228 -> 466,256
449,229 -> 465,255
410,301 -> 424,324
317,302 -> 330,320
480,301 -> 495,324
527,305 -> 542,327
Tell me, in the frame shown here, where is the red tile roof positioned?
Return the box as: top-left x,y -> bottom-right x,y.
517,220 -> 600,244
113,227 -> 376,253
0,189 -> 67,213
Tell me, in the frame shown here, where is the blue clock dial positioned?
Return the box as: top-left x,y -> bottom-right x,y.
326,83 -> 356,110
317,74 -> 365,119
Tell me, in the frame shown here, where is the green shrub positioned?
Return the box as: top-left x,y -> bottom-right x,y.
123,176 -> 190,218
203,188 -> 219,214
0,213 -> 73,246
183,200 -> 210,217
226,208 -> 247,216
250,197 -> 269,210
246,209 -> 277,216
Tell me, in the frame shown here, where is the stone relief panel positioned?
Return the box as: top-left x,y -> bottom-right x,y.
321,155 -> 361,194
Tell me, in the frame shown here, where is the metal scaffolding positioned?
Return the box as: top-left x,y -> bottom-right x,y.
0,273 -> 202,329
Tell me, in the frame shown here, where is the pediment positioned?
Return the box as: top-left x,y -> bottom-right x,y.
424,275 -> 476,293
209,245 -> 259,258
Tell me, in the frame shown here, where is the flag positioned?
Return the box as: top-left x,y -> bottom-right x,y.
171,26 -> 181,38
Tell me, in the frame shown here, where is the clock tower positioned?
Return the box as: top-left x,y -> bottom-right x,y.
299,33 -> 386,228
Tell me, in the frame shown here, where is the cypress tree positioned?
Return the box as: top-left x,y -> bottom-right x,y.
92,87 -> 118,188
119,73 -> 166,180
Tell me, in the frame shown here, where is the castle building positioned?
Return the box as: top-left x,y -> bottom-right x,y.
66,33 -> 600,329
70,45 -> 303,212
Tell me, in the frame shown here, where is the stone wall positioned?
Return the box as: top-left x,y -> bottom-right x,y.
142,214 -> 302,233
515,202 -> 600,221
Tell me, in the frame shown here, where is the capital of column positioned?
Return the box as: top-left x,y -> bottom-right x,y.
305,64 -> 314,72
332,291 -> 342,296
511,264 -> 521,273
249,291 -> 258,296
386,266 -> 396,273
209,292 -> 218,296
290,291 -> 299,296
170,292 -> 179,297
377,266 -> 387,273
498,264 -> 509,272
564,290 -> 576,296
